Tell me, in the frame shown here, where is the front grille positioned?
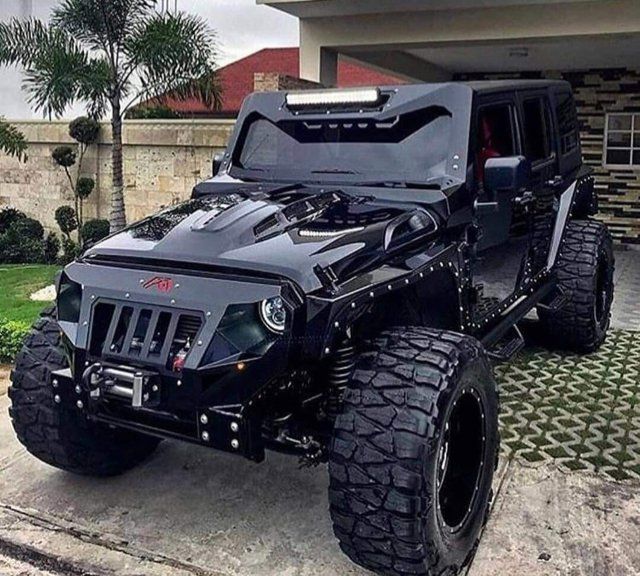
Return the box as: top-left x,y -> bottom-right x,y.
90,301 -> 203,371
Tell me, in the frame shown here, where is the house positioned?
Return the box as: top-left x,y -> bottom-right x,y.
260,0 -> 640,247
158,47 -> 405,118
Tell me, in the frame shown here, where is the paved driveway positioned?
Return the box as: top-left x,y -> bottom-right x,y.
0,249 -> 638,575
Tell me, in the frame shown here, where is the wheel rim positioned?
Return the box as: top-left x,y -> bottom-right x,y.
436,388 -> 486,533
594,256 -> 612,328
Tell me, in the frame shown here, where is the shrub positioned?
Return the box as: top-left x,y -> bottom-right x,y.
44,232 -> 60,264
59,235 -> 79,265
55,205 -> 78,237
0,206 -> 26,234
76,176 -> 95,199
0,217 -> 45,263
0,319 -> 29,362
11,217 -> 44,241
52,145 -> 76,168
81,219 -> 110,246
127,105 -> 181,119
69,116 -> 100,146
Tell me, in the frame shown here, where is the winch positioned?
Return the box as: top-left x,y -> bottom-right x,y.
81,363 -> 160,408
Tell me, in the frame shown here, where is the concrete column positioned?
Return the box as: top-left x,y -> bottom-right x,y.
300,22 -> 338,86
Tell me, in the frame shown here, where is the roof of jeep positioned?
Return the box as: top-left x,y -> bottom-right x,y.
459,79 -> 570,94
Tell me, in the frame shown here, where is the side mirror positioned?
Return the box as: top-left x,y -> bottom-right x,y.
484,156 -> 530,194
212,152 -> 224,177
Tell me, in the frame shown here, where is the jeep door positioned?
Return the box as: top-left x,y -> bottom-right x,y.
516,90 -> 561,277
471,88 -> 560,320
471,93 -> 530,316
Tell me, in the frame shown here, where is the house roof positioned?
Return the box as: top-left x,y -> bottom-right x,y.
161,47 -> 406,117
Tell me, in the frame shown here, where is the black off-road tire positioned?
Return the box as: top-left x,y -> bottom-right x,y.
538,220 -> 615,353
9,307 -> 160,476
329,328 -> 500,576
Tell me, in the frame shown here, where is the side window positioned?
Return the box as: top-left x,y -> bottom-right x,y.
522,97 -> 554,162
555,92 -> 580,156
476,103 -> 517,186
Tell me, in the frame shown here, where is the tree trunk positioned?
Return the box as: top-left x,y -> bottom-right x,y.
109,102 -> 126,232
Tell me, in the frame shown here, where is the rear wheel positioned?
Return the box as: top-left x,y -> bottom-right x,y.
538,220 -> 614,353
329,328 -> 499,576
9,307 -> 160,477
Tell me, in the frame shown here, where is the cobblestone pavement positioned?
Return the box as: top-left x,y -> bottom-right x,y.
496,329 -> 640,480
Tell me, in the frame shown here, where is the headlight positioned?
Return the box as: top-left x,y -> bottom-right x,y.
259,297 -> 287,333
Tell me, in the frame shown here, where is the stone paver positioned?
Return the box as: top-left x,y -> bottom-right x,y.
469,461 -> 640,576
496,329 -> 640,480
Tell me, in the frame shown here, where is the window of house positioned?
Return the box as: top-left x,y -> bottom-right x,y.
555,92 -> 580,156
522,97 -> 553,162
605,113 -> 640,167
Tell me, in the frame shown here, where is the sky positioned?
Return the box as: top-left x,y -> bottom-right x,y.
0,0 -> 299,119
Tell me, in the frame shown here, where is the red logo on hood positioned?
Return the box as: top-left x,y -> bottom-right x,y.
143,277 -> 174,293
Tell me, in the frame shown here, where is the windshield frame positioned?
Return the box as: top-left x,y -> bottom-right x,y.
224,84 -> 473,189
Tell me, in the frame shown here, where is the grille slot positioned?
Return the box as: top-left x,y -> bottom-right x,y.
174,315 -> 201,346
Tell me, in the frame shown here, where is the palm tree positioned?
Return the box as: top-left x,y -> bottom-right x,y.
0,118 -> 28,162
0,0 -> 221,231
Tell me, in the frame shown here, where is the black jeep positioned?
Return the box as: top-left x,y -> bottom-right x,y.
9,81 -> 614,576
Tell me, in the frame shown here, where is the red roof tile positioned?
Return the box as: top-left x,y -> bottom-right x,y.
161,47 -> 405,116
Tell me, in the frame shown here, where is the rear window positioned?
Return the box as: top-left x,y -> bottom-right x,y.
555,92 -> 580,156
522,97 -> 554,162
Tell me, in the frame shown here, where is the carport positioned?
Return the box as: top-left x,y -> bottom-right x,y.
262,0 -> 640,247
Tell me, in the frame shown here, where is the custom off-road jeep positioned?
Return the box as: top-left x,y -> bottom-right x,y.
10,81 -> 614,576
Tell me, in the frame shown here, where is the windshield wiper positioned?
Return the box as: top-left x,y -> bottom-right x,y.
355,180 -> 441,190
311,168 -> 361,175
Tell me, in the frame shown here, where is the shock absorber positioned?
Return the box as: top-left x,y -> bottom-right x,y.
326,337 -> 355,420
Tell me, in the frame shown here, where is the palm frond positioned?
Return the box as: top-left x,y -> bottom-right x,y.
52,0 -> 156,53
0,18 -> 71,68
125,11 -> 221,111
0,118 -> 28,162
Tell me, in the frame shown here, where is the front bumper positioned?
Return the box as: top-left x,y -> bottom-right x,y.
55,261 -> 300,462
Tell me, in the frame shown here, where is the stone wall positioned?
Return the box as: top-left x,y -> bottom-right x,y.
253,72 -> 320,93
455,68 -> 640,247
0,119 -> 235,230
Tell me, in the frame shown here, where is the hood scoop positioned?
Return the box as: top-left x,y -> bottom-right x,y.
253,190 -> 345,240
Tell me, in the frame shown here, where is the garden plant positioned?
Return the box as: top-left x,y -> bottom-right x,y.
0,0 -> 221,232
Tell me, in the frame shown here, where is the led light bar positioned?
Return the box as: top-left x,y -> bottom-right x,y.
286,88 -> 381,108
299,227 -> 365,238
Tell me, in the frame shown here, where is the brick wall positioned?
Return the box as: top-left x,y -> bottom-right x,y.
455,68 -> 640,247
0,119 -> 234,230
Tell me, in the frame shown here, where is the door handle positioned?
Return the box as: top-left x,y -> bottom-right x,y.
474,199 -> 499,215
546,175 -> 564,187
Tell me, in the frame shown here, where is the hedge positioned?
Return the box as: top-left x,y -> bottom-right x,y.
0,319 -> 29,363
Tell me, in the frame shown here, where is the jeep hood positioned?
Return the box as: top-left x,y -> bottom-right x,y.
84,186 -> 438,293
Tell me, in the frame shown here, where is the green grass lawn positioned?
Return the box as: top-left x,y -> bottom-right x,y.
0,264 -> 59,325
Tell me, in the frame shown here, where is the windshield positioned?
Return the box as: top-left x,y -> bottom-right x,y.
232,106 -> 452,185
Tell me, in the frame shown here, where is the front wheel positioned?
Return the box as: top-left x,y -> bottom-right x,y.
9,307 -> 160,477
329,328 -> 500,576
